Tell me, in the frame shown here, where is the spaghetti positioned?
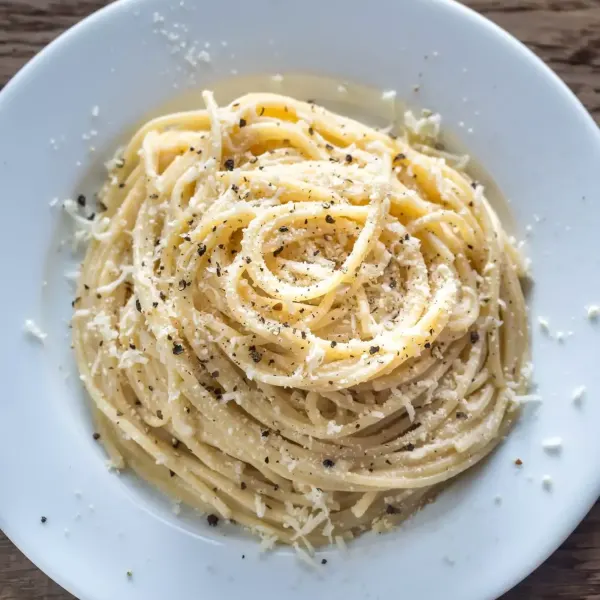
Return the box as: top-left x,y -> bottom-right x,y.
72,91 -> 529,548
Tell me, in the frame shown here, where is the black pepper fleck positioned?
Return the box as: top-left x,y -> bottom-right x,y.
207,514 -> 219,526
249,345 -> 262,363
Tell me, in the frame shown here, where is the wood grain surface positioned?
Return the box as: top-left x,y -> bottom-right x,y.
0,1 -> 599,599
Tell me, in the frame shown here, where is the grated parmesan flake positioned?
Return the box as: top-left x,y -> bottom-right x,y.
24,319 -> 47,343
542,437 -> 563,453
537,317 -> 550,333
586,305 -> 600,320
571,385 -> 586,405
404,109 -> 441,141
292,542 -> 317,568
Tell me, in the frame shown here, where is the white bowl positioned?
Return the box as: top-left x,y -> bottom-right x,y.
1,1 -> 599,599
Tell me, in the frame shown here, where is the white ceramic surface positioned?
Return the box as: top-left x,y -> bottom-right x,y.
1,1 -> 599,599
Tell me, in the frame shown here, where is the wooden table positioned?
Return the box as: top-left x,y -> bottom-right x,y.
0,1 -> 599,598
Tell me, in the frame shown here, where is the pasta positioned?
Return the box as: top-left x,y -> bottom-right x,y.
71,91 -> 529,548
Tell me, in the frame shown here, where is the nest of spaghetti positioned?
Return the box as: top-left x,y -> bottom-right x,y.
72,92 -> 529,551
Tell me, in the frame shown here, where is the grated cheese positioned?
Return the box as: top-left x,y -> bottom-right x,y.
118,349 -> 149,369
537,317 -> 550,333
254,494 -> 266,518
520,362 -> 534,386
64,269 -> 81,285
513,393 -> 542,405
350,491 -> 378,518
335,535 -> 347,551
542,437 -> 563,452
404,109 -> 441,140
326,420 -> 342,435
292,542 -> 317,568
571,385 -> 586,405
23,319 -> 47,342
391,388 -> 416,421
220,392 -> 239,404
586,305 -> 600,320
87,311 -> 118,342
291,510 -> 329,539
258,533 -> 278,552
